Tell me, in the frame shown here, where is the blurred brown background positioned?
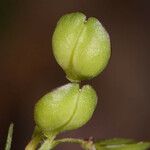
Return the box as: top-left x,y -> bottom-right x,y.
0,0 -> 150,149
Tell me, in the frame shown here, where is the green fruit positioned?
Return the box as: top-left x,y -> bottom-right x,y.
52,12 -> 111,82
34,83 -> 97,134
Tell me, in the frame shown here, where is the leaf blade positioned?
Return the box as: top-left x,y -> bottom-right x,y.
5,123 -> 14,150
95,138 -> 150,150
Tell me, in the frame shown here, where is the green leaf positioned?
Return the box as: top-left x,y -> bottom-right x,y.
96,138 -> 135,146
95,138 -> 150,150
5,123 -> 14,150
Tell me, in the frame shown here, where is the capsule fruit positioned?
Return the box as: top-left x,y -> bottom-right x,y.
52,12 -> 111,82
34,83 -> 97,134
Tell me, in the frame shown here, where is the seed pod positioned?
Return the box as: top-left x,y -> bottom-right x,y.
34,83 -> 97,134
52,12 -> 111,82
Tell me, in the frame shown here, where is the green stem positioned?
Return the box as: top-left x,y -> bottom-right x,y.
25,136 -> 41,150
54,138 -> 84,145
25,126 -> 58,150
25,127 -> 42,150
37,132 -> 56,150
52,138 -> 95,150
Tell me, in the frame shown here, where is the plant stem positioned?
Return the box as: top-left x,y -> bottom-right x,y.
25,135 -> 41,150
55,138 -> 84,145
25,127 -> 42,150
38,139 -> 53,150
52,138 -> 96,150
37,132 -> 56,150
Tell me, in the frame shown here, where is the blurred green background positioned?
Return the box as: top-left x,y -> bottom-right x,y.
0,0 -> 150,149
